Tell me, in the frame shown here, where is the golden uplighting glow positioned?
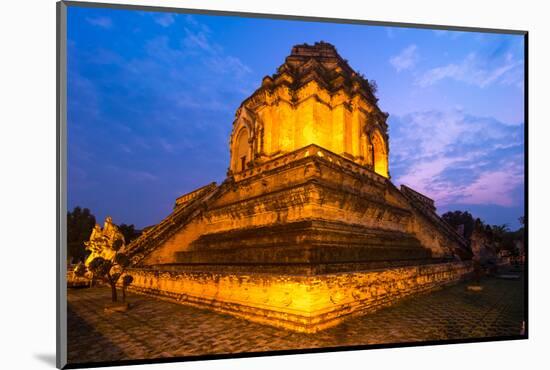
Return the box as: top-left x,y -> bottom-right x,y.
371,129 -> 389,177
120,42 -> 472,334
228,58 -> 390,178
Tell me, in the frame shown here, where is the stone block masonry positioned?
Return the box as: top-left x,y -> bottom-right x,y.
119,42 -> 473,333
125,261 -> 472,333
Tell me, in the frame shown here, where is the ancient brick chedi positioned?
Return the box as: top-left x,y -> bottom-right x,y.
228,41 -> 389,178
122,42 -> 473,333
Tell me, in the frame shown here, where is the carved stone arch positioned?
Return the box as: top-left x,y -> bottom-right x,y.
369,128 -> 389,178
231,126 -> 251,173
254,117 -> 265,157
230,109 -> 254,148
230,104 -> 263,174
359,123 -> 371,167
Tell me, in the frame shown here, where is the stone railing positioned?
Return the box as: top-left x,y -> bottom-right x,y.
123,182 -> 225,266
400,184 -> 436,212
234,144 -> 387,184
398,184 -> 470,255
174,182 -> 217,209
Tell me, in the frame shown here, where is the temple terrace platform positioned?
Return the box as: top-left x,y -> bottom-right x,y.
67,268 -> 524,365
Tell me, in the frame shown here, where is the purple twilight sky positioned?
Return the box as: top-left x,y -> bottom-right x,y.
67,6 -> 525,230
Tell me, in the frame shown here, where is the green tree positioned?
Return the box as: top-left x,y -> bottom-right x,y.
517,216 -> 525,246
491,224 -> 510,242
86,239 -> 132,303
73,262 -> 87,278
67,206 -> 96,264
118,223 -> 140,244
441,210 -> 475,240
491,224 -> 521,255
121,275 -> 134,303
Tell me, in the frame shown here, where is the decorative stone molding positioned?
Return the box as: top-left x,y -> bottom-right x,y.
126,262 -> 472,333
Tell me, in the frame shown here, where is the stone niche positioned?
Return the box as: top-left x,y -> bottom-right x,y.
123,42 -> 473,333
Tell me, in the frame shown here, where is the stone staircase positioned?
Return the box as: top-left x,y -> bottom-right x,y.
172,219 -> 439,274
123,182 -> 225,266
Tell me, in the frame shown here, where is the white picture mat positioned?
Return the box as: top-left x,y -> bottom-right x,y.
1,0 -> 548,369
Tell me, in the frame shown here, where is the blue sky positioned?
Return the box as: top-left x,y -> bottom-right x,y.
67,6 -> 525,230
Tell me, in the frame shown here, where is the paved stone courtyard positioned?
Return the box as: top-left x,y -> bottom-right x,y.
67,270 -> 525,366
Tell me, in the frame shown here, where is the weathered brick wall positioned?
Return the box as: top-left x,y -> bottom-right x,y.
125,261 -> 472,333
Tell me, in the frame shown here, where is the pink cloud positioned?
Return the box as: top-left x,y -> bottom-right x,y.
392,110 -> 524,208
459,166 -> 523,206
399,159 -> 523,208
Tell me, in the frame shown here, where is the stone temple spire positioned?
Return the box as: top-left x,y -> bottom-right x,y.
124,42 -> 472,335
228,41 -> 390,178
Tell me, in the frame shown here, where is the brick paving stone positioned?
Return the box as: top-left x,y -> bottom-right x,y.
67,271 -> 525,365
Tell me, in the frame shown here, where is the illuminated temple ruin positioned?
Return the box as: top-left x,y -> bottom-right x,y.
122,42 -> 473,333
